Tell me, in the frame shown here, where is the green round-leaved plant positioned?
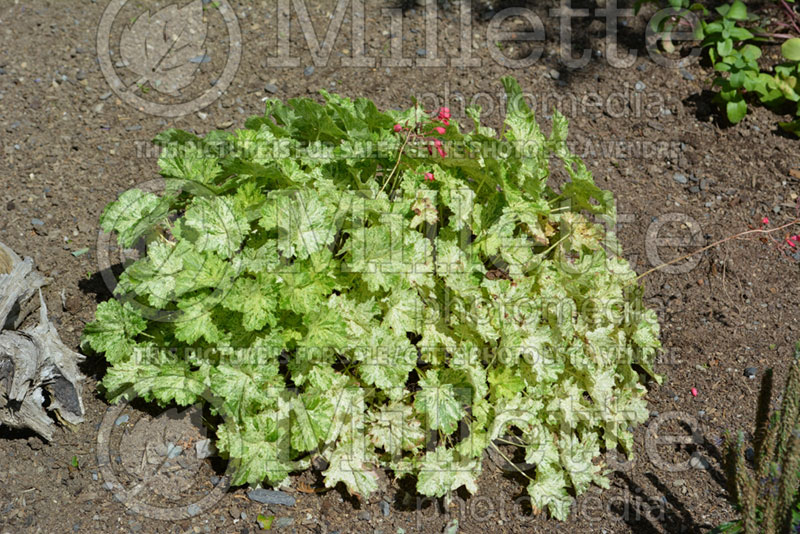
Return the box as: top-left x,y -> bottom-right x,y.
83,77 -> 661,520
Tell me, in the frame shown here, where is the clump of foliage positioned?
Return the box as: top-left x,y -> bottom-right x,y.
636,0 -> 800,133
714,344 -> 800,533
82,77 -> 661,520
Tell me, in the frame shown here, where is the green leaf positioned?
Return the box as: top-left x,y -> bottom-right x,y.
323,439 -> 380,498
367,402 -> 425,456
157,141 -> 221,185
527,462 -> 573,520
182,196 -> 247,259
726,97 -> 747,123
717,39 -> 733,57
218,412 -> 294,486
221,274 -> 278,331
290,393 -> 335,452
416,446 -> 481,497
99,189 -> 170,248
782,38 -> 800,61
488,366 -> 525,401
725,0 -> 747,20
81,299 -> 146,362
257,514 -> 274,530
414,370 -> 466,436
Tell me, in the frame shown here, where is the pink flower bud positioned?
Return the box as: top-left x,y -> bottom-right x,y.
441,118 -> 450,126
690,387 -> 698,397
433,139 -> 442,147
433,126 -> 446,135
762,216 -> 770,225
393,124 -> 404,133
787,237 -> 797,247
424,172 -> 435,182
437,146 -> 447,158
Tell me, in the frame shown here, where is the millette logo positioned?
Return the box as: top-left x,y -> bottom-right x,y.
96,0 -> 241,117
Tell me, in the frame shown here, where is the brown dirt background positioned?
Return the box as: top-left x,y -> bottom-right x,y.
1,1 -> 800,533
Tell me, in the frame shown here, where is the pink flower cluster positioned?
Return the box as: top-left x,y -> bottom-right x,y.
392,107 -> 452,182
761,215 -> 800,247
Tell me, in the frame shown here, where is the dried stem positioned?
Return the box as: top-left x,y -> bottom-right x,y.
635,218 -> 800,283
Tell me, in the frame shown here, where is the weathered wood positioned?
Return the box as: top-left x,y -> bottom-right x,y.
0,242 -> 85,440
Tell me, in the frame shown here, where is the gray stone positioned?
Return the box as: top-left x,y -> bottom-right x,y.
416,48 -> 427,57
744,367 -> 757,379
379,500 -> 390,517
673,173 -> 688,184
635,81 -> 646,92
246,489 -> 296,507
304,66 -> 314,76
264,83 -> 278,94
274,517 -> 294,528
114,414 -> 129,425
549,69 -> 560,80
689,454 -> 709,470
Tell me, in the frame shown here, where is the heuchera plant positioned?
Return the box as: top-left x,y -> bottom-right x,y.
82,77 -> 661,520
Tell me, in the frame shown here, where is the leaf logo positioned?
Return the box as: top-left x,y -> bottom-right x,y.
118,406 -> 205,498
119,0 -> 207,95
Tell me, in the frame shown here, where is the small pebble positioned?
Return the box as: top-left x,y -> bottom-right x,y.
690,454 -> 709,470
744,367 -> 757,379
680,68 -> 695,81
379,500 -> 390,517
76,70 -> 86,81
99,91 -> 112,100
189,54 -> 211,63
358,510 -> 371,521
31,218 -> 45,226
636,63 -> 647,72
549,69 -> 560,80
416,48 -> 427,57
304,66 -> 314,76
264,83 -> 278,93
634,81 -> 646,92
673,173 -> 688,184
745,447 -> 755,461
187,504 -> 201,516
274,517 -> 294,528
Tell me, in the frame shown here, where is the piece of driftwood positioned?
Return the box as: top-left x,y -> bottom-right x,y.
0,241 -> 85,439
